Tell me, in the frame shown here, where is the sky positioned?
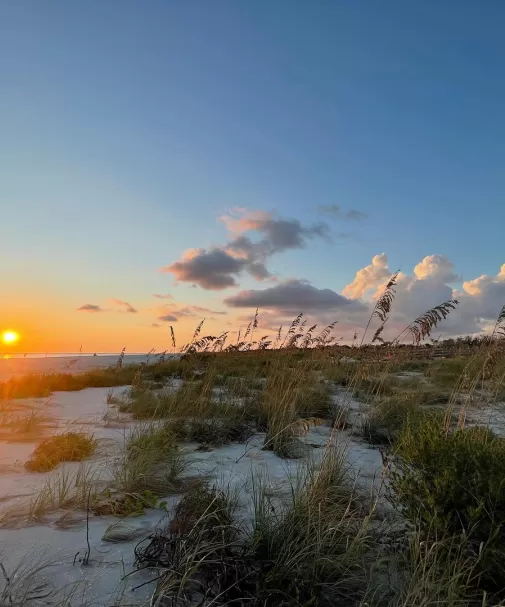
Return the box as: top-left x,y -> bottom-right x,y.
1,0 -> 504,353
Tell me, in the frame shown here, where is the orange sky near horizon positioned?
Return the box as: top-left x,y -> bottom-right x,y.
0,299 -> 230,354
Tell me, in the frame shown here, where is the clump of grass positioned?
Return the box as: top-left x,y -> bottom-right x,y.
114,423 -> 187,495
294,377 -> 334,418
166,417 -> 254,447
28,464 -> 99,522
170,483 -> 237,539
247,446 -> 373,605
361,394 -> 427,445
139,483 -> 240,605
121,381 -> 226,419
138,441 -> 376,607
11,408 -> 47,435
25,432 -> 96,472
0,552 -> 70,604
127,422 -> 175,459
368,531 -> 483,607
0,407 -> 48,440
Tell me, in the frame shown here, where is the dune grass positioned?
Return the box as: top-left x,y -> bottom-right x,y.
0,359 -> 183,400
0,406 -> 49,441
114,423 -> 188,496
2,302 -> 505,605
165,416 -> 254,447
141,444 -> 376,607
25,432 -> 96,472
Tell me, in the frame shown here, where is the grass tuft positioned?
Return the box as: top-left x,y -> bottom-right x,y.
24,432 -> 96,472
114,423 -> 188,495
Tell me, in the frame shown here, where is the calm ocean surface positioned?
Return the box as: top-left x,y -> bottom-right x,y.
0,354 -> 177,382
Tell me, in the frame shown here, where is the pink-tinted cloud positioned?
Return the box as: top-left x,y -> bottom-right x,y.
111,299 -> 138,313
163,210 -> 332,290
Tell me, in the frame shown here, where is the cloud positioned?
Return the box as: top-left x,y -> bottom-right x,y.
190,305 -> 227,316
222,210 -> 330,250
460,263 -> 505,320
154,302 -> 227,323
224,279 -> 363,313
151,323 -> 161,328
463,263 -> 505,297
413,255 -> 460,283
153,293 -> 174,300
163,248 -> 247,290
223,254 -> 505,342
342,254 -> 505,339
158,314 -> 178,322
318,204 -> 367,221
77,304 -> 104,313
111,299 -> 138,313
163,210 -> 332,290
342,253 -> 391,299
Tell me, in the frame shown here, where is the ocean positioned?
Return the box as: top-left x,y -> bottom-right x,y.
0,353 -> 174,382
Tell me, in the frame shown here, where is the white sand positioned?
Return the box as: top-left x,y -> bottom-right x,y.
0,385 -> 396,605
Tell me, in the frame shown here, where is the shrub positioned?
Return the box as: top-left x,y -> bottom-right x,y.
25,432 -> 96,472
389,415 -> 505,592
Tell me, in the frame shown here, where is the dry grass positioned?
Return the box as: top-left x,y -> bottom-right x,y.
114,423 -> 189,495
1,304 -> 505,605
25,432 -> 97,472
0,406 -> 49,441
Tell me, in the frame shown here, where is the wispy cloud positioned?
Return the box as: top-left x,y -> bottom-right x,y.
318,204 -> 367,221
111,299 -> 138,313
77,304 -> 104,313
158,314 -> 178,322
154,302 -> 227,323
153,293 -> 174,300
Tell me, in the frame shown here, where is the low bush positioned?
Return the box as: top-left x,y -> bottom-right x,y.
389,414 -> 505,594
25,432 -> 96,472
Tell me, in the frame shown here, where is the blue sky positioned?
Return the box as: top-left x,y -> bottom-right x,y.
1,1 -> 504,351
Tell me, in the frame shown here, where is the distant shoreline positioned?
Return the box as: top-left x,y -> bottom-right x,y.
0,353 -> 179,382
0,353 -> 163,359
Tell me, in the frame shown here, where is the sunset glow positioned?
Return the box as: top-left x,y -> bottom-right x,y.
1,331 -> 20,345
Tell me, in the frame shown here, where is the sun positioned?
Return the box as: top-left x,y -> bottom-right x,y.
1,331 -> 20,345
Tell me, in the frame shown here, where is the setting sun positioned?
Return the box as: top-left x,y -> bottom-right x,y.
1,331 -> 20,345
